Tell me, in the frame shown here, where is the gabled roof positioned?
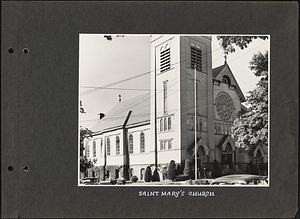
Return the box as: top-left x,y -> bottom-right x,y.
217,135 -> 229,148
212,63 -> 246,102
212,64 -> 226,78
90,92 -> 150,134
216,135 -> 236,151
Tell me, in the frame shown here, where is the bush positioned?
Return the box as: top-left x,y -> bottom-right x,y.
115,169 -> 119,179
168,160 -> 176,181
144,166 -> 152,182
176,164 -> 183,175
151,169 -> 160,182
183,159 -> 193,179
131,175 -> 138,182
212,160 -> 222,178
174,174 -> 190,181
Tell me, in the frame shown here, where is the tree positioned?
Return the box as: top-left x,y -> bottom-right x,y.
183,159 -> 193,179
151,168 -> 160,182
231,51 -> 268,149
217,36 -> 268,54
144,166 -> 152,182
79,98 -> 94,175
249,51 -> 268,77
80,127 -> 93,156
79,128 -> 95,176
80,156 -> 94,173
168,160 -> 176,181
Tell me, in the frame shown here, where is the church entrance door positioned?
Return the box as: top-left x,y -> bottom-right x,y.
221,154 -> 233,168
221,142 -> 233,169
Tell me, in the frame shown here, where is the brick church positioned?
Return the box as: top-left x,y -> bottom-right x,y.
82,36 -> 268,181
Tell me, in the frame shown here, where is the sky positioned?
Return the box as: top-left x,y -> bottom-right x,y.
79,35 -> 269,128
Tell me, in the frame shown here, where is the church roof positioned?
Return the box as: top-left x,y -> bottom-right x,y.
216,135 -> 237,151
212,64 -> 226,78
90,92 -> 150,134
212,63 -> 246,102
217,135 -> 229,148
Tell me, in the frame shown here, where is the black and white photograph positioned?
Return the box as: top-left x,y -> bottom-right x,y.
79,35 -> 270,186
2,1 -> 298,218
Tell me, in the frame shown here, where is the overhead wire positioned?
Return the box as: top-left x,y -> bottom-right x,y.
81,40 -> 267,96
80,46 -> 224,96
82,39 -> 268,129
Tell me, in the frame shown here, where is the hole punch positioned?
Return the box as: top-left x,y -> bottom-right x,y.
8,48 -> 14,53
8,166 -> 13,171
23,48 -> 29,54
23,166 -> 29,171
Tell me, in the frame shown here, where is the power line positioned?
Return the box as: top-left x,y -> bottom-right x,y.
81,40 -> 268,128
82,75 -> 262,129
85,73 -> 260,124
83,94 -> 251,124
80,47 -> 224,96
80,40 -> 268,97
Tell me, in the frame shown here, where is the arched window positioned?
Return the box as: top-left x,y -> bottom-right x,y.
164,118 -> 167,131
256,149 -> 263,163
221,123 -> 224,134
160,141 -> 164,150
107,138 -> 110,156
222,75 -> 231,85
140,168 -> 145,180
217,123 -> 221,134
116,136 -> 120,155
163,81 -> 168,113
200,118 -> 203,131
160,119 -> 163,132
140,132 -> 145,153
204,118 -> 207,131
168,117 -> 171,130
129,134 -> 133,154
160,44 -> 170,73
86,142 -> 90,158
191,44 -> 202,71
214,122 -> 217,134
198,146 -> 206,160
225,142 -> 232,153
168,140 -> 172,150
93,141 -> 96,157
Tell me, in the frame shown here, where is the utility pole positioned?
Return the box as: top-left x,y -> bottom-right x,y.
194,65 -> 198,180
154,61 -> 158,169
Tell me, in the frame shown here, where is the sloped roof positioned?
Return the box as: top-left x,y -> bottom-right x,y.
248,145 -> 257,155
212,64 -> 226,78
90,92 -> 150,133
217,135 -> 229,148
212,63 -> 246,102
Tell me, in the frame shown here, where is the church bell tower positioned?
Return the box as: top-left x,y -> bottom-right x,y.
150,35 -> 214,165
